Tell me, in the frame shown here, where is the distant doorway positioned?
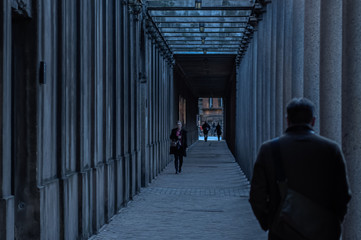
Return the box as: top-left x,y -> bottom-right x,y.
197,98 -> 224,141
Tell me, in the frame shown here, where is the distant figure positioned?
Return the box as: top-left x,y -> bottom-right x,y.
249,98 -> 351,240
202,121 -> 211,142
170,120 -> 188,174
216,123 -> 222,141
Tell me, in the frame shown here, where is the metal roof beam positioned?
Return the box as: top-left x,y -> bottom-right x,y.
158,28 -> 245,33
173,51 -> 238,54
165,37 -> 243,41
168,41 -> 241,45
172,47 -> 238,50
170,45 -> 239,48
157,23 -> 248,28
151,17 -> 249,23
163,33 -> 243,37
148,10 -> 251,17
146,0 -> 253,8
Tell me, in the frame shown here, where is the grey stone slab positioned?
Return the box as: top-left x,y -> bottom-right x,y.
115,158 -> 124,210
62,174 -> 79,240
0,196 -> 14,240
78,170 -> 94,239
89,141 -> 266,240
93,165 -> 106,232
105,160 -> 116,222
40,181 -> 60,240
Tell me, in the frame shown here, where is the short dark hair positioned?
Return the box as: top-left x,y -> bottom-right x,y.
286,98 -> 315,124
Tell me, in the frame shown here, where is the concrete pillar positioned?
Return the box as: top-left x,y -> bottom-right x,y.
283,0 -> 293,129
140,20 -> 149,188
319,0 -> 342,144
0,1 -> 14,239
342,0 -> 361,238
252,32 -> 259,161
129,10 -> 136,199
255,30 -> 262,148
270,1 -> 277,138
123,2 -> 130,203
275,0 -> 285,135
260,20 -> 268,142
151,43 -> 156,179
135,10 -> 142,194
114,0 -> 124,210
92,0 -> 106,231
291,0 -> 305,98
264,4 -> 272,141
104,0 -> 116,223
303,0 -> 320,133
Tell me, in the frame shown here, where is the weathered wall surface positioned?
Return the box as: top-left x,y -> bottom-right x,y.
0,0 -> 179,239
234,0 -> 361,238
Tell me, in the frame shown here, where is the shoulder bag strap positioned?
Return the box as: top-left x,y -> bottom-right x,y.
271,138 -> 287,199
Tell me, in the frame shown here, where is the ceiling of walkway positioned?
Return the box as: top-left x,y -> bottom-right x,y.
175,54 -> 235,97
145,0 -> 265,97
146,0 -> 255,54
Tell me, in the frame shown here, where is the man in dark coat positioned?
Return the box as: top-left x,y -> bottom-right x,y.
216,123 -> 222,141
170,120 -> 188,174
249,98 -> 351,240
202,121 -> 210,142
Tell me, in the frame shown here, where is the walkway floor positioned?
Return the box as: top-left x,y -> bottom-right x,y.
89,141 -> 267,240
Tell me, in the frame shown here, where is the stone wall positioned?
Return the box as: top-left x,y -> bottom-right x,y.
234,0 -> 361,238
0,0 -> 180,239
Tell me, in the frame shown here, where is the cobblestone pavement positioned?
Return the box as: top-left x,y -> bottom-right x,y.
89,141 -> 267,240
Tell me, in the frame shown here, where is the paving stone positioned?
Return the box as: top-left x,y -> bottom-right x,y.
89,141 -> 267,240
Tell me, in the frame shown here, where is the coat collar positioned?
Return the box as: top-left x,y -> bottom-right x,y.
285,124 -> 315,134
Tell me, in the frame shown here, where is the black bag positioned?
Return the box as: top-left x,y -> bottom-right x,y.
270,138 -> 341,240
169,141 -> 177,154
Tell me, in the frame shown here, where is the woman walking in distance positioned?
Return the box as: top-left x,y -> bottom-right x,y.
170,121 -> 188,174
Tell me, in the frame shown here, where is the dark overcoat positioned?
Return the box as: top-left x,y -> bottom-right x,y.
249,124 -> 351,238
169,128 -> 188,156
202,123 -> 210,134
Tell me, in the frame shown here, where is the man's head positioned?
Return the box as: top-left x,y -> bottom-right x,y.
286,98 -> 315,126
177,120 -> 182,129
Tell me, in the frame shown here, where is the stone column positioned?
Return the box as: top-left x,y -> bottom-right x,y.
251,32 -> 258,159
283,0 -> 293,129
342,0 -> 361,238
275,0 -> 285,135
0,1 -> 14,239
303,0 -> 320,133
255,30 -> 262,148
291,0 -> 305,98
264,4 -> 272,141
270,1 -> 277,138
250,41 -> 258,176
319,0 -> 342,144
123,2 -> 130,203
114,0 -> 124,210
140,20 -> 149,188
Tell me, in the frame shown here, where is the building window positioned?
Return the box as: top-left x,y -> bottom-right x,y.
209,98 -> 213,109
